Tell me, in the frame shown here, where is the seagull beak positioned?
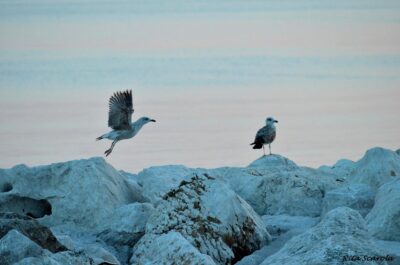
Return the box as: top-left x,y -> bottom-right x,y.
150,119 -> 156,122
274,120 -> 278,123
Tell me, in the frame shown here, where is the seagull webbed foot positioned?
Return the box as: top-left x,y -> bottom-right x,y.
104,149 -> 112,157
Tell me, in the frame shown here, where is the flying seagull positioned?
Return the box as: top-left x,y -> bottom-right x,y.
96,90 -> 155,156
250,117 -> 278,155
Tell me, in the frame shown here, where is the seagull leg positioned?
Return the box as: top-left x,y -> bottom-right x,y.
269,144 -> 272,155
105,140 -> 117,157
262,145 -> 266,156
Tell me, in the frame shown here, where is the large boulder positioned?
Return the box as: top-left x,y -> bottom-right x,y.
135,165 -> 195,203
0,213 -> 66,253
118,170 -> 150,203
261,207 -> 390,265
321,184 -> 375,217
0,229 -> 48,265
366,179 -> 400,241
318,147 -> 400,190
1,147 -> 398,265
50,231 -> 120,265
77,244 -> 120,265
318,159 -> 356,180
14,251 -> 95,265
374,240 -> 400,265
347,147 -> 400,190
96,202 -> 154,263
262,215 -> 319,238
0,218 -> 93,265
130,232 -> 216,265
247,155 -> 299,170
208,155 -> 339,217
237,215 -> 319,265
139,173 -> 270,264
0,158 -> 138,230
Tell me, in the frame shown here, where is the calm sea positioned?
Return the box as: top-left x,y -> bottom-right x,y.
1,0 -> 399,172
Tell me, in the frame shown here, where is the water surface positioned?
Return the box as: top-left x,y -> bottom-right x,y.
1,1 -> 399,172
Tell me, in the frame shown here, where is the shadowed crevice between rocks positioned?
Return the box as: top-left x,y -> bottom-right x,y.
1,182 -> 13,193
0,195 -> 52,219
0,212 -> 67,253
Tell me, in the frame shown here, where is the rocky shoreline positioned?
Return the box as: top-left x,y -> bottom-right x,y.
1,147 -> 399,265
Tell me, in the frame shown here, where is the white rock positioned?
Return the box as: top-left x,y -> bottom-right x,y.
261,207 -> 389,265
236,215 -> 319,265
53,251 -> 96,264
247,154 -> 299,170
0,157 -> 152,265
208,163 -> 338,217
0,212 -> 67,253
318,159 -> 356,180
130,231 -> 216,265
144,173 -> 270,264
322,184 -> 375,217
0,157 -> 138,230
375,240 -> 400,265
14,251 -> 95,265
2,147 -> 398,265
135,165 -> 195,203
0,229 -> 48,264
14,256 -> 60,265
262,215 -> 319,237
119,170 -> 150,202
366,179 -> 400,241
97,202 -> 153,237
54,235 -> 75,250
81,244 -> 120,265
347,147 -> 400,190
97,202 -> 154,263
202,167 -> 266,214
51,228 -> 119,265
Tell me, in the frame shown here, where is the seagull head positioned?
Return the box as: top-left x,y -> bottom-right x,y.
266,117 -> 278,125
139,116 -> 156,124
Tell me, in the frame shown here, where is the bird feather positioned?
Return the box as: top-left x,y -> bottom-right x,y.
108,90 -> 134,130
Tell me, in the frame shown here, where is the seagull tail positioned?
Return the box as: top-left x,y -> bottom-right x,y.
96,135 -> 104,141
251,142 -> 263,149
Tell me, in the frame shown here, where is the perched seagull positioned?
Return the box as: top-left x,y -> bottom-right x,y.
250,117 -> 278,156
96,90 -> 156,156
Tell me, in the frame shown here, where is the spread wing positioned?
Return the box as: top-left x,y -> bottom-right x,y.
108,90 -> 134,130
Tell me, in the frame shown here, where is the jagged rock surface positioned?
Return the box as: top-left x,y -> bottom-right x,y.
134,165 -> 195,204
0,147 -> 399,265
140,173 -> 270,264
322,184 -> 375,217
237,215 -> 319,265
208,155 -> 339,217
130,232 -> 216,265
0,229 -> 49,265
0,213 -> 66,253
0,158 -> 139,229
262,215 -> 319,237
96,202 -> 154,263
346,147 -> 399,190
13,251 -> 95,265
261,207 -> 389,265
318,158 -> 356,180
366,179 -> 400,241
